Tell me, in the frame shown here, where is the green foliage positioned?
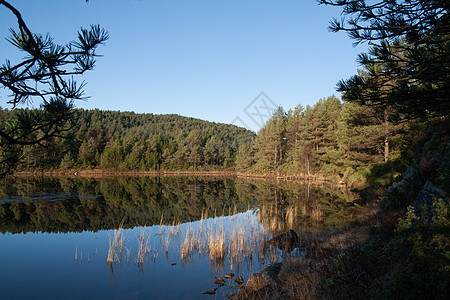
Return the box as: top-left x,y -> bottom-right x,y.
0,1 -> 108,176
383,198 -> 450,299
320,0 -> 450,120
1,109 -> 256,171
235,144 -> 255,171
396,205 -> 421,233
416,121 -> 450,194
345,165 -> 372,186
316,120 -> 449,298
433,199 -> 450,228
237,96 -> 396,186
366,160 -> 407,192
383,119 -> 449,210
319,197 -> 449,299
59,153 -> 74,170
100,145 -> 124,170
383,177 -> 420,212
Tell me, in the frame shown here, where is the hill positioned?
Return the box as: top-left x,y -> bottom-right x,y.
1,108 -> 255,172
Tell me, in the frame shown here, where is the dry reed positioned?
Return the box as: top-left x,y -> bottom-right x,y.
107,228 -> 124,263
105,205 -> 306,274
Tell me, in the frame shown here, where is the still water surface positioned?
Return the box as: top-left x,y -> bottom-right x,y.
0,176 -> 355,299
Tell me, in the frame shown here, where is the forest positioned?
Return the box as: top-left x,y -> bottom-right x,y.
1,95 -> 420,189
235,95 -> 419,186
0,0 -> 449,298
0,109 -> 255,172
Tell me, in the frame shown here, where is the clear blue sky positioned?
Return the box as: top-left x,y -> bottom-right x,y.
0,0 -> 367,132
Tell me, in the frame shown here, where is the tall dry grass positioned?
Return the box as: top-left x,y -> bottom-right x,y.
107,227 -> 125,263
105,205 -> 308,275
174,209 -> 284,269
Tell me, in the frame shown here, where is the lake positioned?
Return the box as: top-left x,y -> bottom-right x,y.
0,176 -> 356,299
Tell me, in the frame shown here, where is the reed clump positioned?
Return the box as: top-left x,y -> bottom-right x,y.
136,228 -> 150,263
107,227 -> 125,263
208,228 -> 225,260
105,206 -> 305,274
174,210 -> 279,268
181,227 -> 200,260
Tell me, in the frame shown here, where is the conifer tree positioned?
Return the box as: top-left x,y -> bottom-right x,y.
0,1 -> 108,176
319,0 -> 449,120
254,107 -> 286,173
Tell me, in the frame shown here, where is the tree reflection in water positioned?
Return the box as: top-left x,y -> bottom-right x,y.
0,176 -> 359,276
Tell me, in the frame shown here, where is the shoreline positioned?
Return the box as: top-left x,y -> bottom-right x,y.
10,169 -> 349,187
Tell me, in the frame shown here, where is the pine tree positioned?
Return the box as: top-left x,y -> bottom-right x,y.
0,1 -> 108,176
320,0 -> 449,120
254,107 -> 286,173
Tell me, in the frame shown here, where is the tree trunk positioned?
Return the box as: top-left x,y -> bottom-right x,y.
274,146 -> 277,169
306,156 -> 310,177
384,136 -> 389,163
384,108 -> 389,163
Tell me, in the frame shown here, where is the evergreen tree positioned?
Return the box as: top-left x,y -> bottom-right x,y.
254,107 -> 286,173
319,0 -> 449,120
235,144 -> 255,172
59,153 -> 74,170
0,1 -> 108,176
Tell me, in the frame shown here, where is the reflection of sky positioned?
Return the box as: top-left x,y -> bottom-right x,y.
0,211 -> 274,300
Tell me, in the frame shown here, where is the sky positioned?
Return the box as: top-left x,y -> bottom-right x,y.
0,0 -> 367,132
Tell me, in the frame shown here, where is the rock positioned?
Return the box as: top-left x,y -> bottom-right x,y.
229,264 -> 282,299
202,287 -> 217,295
403,166 -> 414,181
234,275 -> 244,285
245,263 -> 281,291
214,277 -> 225,286
413,180 -> 448,223
384,166 -> 418,210
267,229 -> 299,252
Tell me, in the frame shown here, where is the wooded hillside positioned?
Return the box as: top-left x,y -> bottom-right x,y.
235,95 -> 421,186
0,109 -> 255,171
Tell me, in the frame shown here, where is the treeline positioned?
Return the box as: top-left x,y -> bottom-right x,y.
236,95 -> 417,185
0,109 -> 255,171
2,97 -> 422,186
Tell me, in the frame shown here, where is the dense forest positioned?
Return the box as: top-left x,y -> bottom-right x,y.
0,109 -> 255,172
235,95 -> 420,186
0,0 -> 448,298
1,96 -> 421,189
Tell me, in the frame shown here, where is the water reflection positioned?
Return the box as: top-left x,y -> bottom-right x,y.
0,176 -> 357,299
0,176 -> 250,233
104,211 -> 273,278
0,176 -> 355,234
